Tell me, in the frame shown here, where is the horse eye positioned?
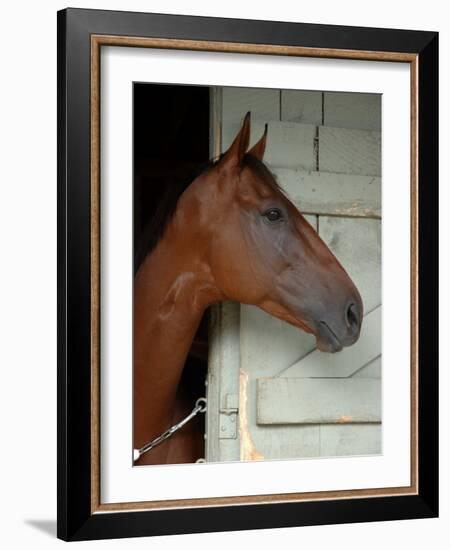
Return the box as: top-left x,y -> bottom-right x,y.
263,208 -> 283,222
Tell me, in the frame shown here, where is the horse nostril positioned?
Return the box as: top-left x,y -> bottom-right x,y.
345,302 -> 359,330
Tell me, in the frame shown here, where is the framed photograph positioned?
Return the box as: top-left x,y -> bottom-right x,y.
57,8 -> 438,541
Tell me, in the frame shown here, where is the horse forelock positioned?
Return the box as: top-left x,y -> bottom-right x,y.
135,158 -> 222,273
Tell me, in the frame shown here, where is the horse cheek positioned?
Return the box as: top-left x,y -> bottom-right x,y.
207,237 -> 259,303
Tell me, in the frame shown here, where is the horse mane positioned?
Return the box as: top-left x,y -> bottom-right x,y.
134,158 -> 218,273
134,153 -> 282,273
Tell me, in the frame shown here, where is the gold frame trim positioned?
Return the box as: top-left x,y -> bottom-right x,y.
90,35 -> 419,514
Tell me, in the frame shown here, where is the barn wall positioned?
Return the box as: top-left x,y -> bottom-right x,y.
206,86 -> 382,463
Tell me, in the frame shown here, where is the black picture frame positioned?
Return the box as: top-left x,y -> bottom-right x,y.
57,7 -> 438,541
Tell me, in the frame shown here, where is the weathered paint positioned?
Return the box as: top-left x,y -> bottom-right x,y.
239,370 -> 264,461
281,89 -> 323,125
319,126 -> 381,176
257,378 -> 381,425
324,92 -> 381,131
274,169 -> 381,218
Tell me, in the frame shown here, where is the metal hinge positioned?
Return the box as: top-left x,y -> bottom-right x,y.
219,394 -> 239,439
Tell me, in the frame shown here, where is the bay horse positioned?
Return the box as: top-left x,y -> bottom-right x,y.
134,112 -> 363,466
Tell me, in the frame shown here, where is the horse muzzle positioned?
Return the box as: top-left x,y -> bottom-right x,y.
314,299 -> 362,353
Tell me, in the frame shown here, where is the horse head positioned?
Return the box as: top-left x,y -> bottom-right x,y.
194,112 -> 363,352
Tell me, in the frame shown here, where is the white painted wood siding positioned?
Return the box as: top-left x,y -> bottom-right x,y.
207,86 -> 382,463
319,126 -> 381,176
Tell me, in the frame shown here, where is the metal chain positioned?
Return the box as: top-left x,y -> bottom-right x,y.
133,397 -> 207,462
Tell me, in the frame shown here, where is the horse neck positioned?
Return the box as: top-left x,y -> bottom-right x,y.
133,219 -> 220,457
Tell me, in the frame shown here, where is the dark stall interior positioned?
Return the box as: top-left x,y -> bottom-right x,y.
133,83 -> 211,460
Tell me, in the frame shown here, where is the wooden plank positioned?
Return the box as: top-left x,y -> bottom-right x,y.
246,425 -> 321,461
206,301 -> 241,462
281,90 -> 322,125
254,121 -> 317,170
257,378 -> 381,424
224,120 -> 317,170
222,87 -> 280,125
319,424 -> 381,456
274,168 -> 381,218
319,217 -> 381,313
324,92 -> 381,131
352,356 -> 381,378
222,87 -> 280,150
205,304 -> 222,461
319,126 -> 381,176
280,305 -> 381,379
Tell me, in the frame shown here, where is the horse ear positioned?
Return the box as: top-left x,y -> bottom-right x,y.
247,123 -> 267,161
219,111 -> 251,168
